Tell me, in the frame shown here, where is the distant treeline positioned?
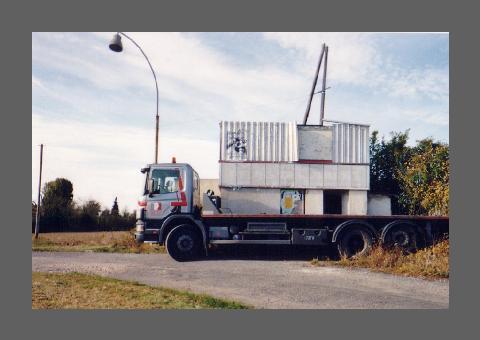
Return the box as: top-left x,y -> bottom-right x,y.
32,178 -> 135,232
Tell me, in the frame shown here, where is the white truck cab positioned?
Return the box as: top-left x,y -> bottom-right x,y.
135,162 -> 201,244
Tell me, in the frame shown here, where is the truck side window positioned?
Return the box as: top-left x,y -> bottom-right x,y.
151,169 -> 181,194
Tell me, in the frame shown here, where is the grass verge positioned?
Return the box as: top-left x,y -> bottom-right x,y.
32,272 -> 250,309
311,238 -> 449,280
32,231 -> 165,254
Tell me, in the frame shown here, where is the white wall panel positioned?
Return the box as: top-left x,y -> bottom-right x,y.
220,163 -> 369,190
279,163 -> 295,188
294,164 -> 310,188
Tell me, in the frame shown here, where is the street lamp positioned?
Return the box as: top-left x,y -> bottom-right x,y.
108,32 -> 160,163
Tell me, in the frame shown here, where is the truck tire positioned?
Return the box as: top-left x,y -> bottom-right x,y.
383,224 -> 418,253
165,224 -> 202,262
135,233 -> 144,245
337,228 -> 373,258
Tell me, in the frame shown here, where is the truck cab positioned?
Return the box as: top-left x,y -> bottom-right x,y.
135,162 -> 201,244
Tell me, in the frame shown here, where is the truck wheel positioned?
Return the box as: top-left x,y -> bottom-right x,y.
384,225 -> 418,253
165,224 -> 203,262
337,228 -> 373,258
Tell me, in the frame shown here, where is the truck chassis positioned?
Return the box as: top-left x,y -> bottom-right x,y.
138,213 -> 449,261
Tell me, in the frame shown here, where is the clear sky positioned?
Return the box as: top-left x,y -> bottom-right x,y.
32,32 -> 449,211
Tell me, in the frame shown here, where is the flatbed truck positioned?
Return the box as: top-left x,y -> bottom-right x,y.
135,162 -> 449,261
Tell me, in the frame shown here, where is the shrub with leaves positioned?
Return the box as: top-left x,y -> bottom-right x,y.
370,131 -> 449,216
398,139 -> 449,215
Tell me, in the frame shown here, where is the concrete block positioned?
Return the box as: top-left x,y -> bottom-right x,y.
305,189 -> 323,214
298,126 -> 333,160
220,187 -> 279,214
337,165 -> 352,188
351,165 -> 368,189
279,163 -> 295,188
236,163 -> 251,187
250,163 -> 266,187
265,163 -> 280,187
309,164 -> 324,188
220,163 -> 236,187
342,190 -> 367,215
323,164 -> 338,188
220,162 -> 369,191
368,194 -> 391,216
294,164 -> 310,188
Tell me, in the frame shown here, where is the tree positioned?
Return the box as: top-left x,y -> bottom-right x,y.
41,178 -> 74,230
121,207 -> 136,228
398,139 -> 449,215
79,200 -> 101,227
369,130 -> 411,214
369,131 -> 449,216
98,208 -> 112,229
111,197 -> 119,216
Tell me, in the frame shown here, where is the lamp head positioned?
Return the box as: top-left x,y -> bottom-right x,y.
109,33 -> 123,52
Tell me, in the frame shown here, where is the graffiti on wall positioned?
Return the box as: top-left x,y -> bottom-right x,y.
226,129 -> 247,158
280,189 -> 304,214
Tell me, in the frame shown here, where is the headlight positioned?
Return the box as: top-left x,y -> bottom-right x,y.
136,221 -> 145,232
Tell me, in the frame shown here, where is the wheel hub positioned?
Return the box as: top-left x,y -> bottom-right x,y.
348,235 -> 365,254
392,231 -> 410,247
177,235 -> 193,252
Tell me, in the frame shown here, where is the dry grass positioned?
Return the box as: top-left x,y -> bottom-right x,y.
311,239 -> 449,280
32,231 -> 165,254
32,272 -> 249,309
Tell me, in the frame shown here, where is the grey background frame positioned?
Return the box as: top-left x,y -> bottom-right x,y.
1,0 -> 476,339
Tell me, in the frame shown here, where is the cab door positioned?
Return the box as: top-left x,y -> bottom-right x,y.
145,167 -> 187,220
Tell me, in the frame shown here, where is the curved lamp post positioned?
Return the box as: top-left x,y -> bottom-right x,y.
109,32 -> 160,163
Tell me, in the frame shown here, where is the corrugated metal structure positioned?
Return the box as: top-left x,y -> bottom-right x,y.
332,123 -> 369,164
218,120 -> 371,216
220,121 -> 298,162
220,121 -> 369,164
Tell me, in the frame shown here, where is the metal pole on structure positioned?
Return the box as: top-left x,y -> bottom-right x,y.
319,46 -> 329,126
34,144 -> 43,239
302,43 -> 326,125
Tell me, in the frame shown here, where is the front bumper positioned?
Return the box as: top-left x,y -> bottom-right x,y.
135,220 -> 162,243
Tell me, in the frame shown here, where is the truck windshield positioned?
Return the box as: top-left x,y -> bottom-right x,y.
150,168 -> 181,194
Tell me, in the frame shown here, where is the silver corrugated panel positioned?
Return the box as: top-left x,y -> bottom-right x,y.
332,123 -> 369,164
220,121 -> 298,162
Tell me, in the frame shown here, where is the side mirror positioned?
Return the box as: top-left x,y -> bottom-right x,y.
147,179 -> 155,196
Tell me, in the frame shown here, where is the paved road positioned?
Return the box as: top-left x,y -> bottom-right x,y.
32,251 -> 449,309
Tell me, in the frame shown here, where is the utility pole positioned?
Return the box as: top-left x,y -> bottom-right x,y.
319,46 -> 329,126
34,144 -> 43,239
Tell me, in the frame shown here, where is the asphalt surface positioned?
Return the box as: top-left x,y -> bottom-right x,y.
32,250 -> 449,309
